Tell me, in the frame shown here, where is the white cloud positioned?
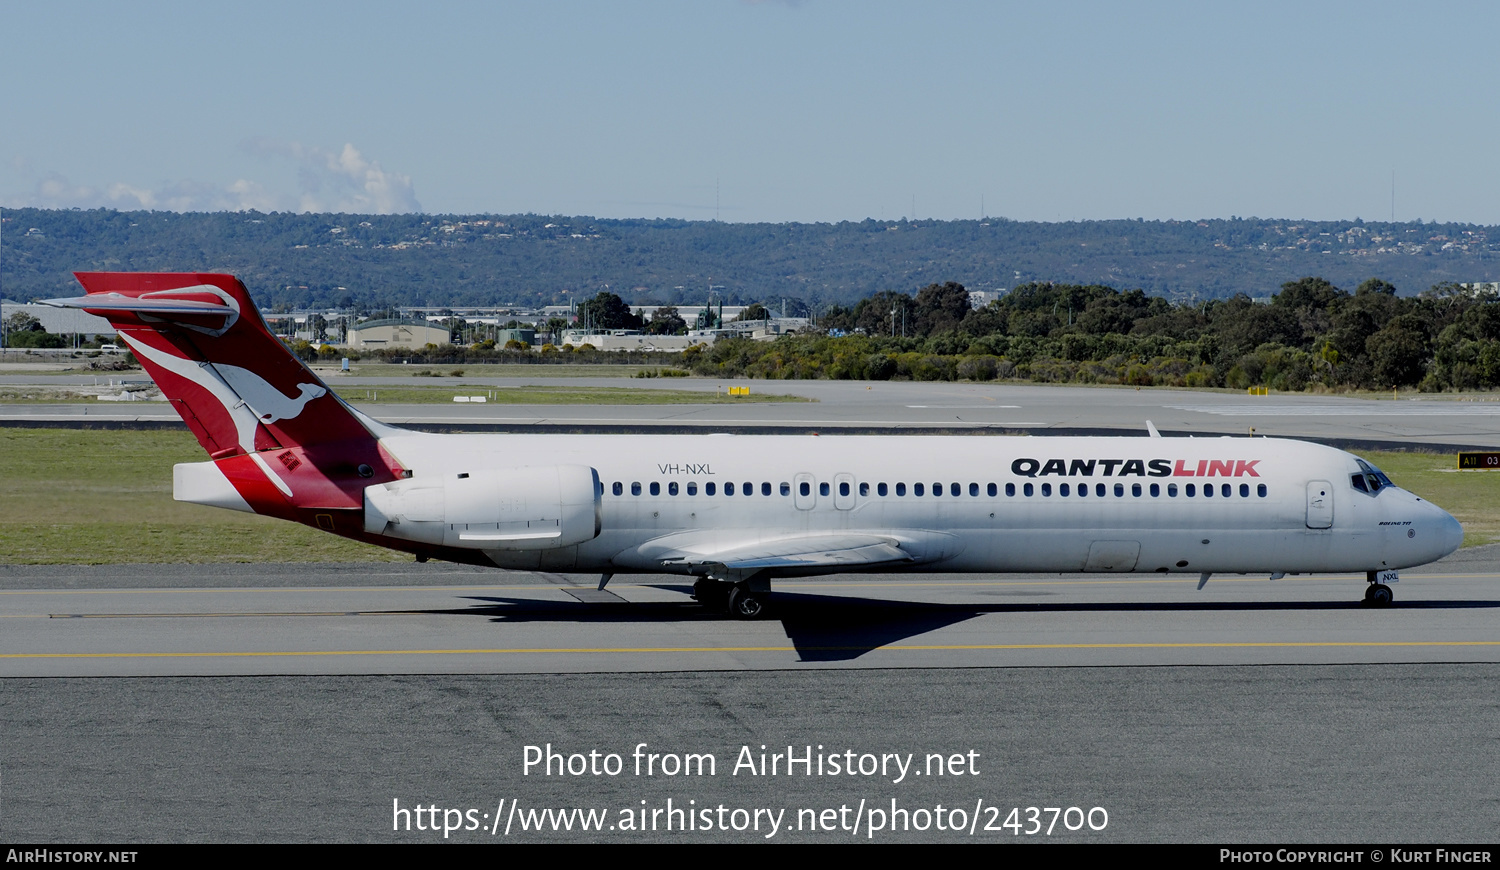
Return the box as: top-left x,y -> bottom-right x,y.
244,139 -> 421,214
8,173 -> 276,211
6,143 -> 420,214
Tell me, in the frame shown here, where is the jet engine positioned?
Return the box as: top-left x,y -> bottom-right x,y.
363,464 -> 601,550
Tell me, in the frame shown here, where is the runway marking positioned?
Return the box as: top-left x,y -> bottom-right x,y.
1166,403 -> 1500,416
5,640 -> 1500,660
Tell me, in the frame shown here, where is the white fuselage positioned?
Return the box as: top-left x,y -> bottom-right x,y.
371,432 -> 1463,578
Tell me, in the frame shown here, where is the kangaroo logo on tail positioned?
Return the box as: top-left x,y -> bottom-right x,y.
217,365 -> 327,423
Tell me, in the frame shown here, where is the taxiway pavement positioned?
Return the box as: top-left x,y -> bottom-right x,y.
3,377 -> 1499,448
3,555 -> 1499,676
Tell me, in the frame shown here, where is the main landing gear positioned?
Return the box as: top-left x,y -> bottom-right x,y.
692,577 -> 772,620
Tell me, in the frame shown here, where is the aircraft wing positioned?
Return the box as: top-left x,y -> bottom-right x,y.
646,533 -> 915,572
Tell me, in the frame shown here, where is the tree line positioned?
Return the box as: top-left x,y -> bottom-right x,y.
685,278 -> 1500,391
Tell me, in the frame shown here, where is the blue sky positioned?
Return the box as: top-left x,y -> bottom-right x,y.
4,1 -> 1498,224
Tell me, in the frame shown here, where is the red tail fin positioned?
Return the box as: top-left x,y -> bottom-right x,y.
48,272 -> 403,514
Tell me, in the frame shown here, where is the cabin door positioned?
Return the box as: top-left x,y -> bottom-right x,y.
1306,480 -> 1334,529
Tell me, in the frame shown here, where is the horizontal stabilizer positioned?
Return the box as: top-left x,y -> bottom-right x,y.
41,291 -> 235,316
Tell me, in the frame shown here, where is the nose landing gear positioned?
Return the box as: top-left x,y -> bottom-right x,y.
1363,571 -> 1394,607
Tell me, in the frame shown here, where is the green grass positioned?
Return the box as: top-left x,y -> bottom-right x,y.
0,432 -> 1493,564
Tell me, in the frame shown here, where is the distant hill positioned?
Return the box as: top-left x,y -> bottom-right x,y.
3,208 -> 1498,310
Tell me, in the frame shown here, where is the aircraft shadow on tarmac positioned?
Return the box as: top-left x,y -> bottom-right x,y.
406,589 -> 1500,663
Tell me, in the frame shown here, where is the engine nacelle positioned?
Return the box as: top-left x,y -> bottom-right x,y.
363,464 -> 601,550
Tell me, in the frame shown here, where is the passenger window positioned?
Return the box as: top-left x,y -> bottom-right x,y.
896,482 -> 906,496
1041,483 -> 1052,496
1023,482 -> 1034,497
1150,483 -> 1160,497
632,482 -> 642,496
951,483 -> 961,497
1222,483 -> 1231,497
878,482 -> 889,496
612,481 -> 623,496
669,482 -> 679,496
1169,484 -> 1179,497
1114,483 -> 1124,497
780,482 -> 791,496
840,482 -> 851,497
762,482 -> 772,496
1240,483 -> 1249,497
931,482 -> 941,496
725,482 -> 735,496
858,482 -> 868,496
799,481 -> 811,497
1132,483 -> 1142,497
1078,482 -> 1087,497
988,483 -> 998,496
1060,483 -> 1071,496
1005,482 -> 1015,497
744,482 -> 753,496
650,482 -> 661,496
914,483 -> 925,496
686,482 -> 697,495
819,482 -> 830,496
706,482 -> 716,496
1257,484 -> 1267,497
969,483 -> 979,496
1096,483 -> 1106,497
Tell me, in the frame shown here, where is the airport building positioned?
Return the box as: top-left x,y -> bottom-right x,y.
346,318 -> 453,350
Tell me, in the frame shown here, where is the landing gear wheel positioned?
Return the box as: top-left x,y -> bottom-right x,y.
727,584 -> 770,620
693,579 -> 728,609
1365,583 -> 1394,607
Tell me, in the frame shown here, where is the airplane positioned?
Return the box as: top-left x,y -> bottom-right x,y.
43,272 -> 1464,618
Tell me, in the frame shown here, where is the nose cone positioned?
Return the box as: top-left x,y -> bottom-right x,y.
1392,490 -> 1464,567
1433,505 -> 1464,559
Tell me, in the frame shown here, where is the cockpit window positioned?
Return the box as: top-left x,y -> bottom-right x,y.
1352,458 -> 1393,495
